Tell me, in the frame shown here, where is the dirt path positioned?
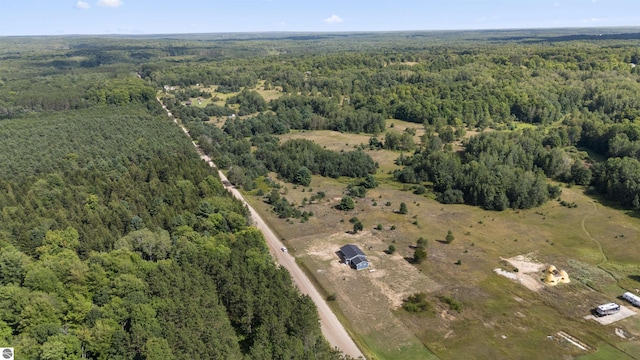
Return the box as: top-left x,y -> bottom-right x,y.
157,98 -> 365,359
580,198 -> 609,265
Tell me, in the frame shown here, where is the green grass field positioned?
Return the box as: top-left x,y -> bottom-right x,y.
238,121 -> 640,360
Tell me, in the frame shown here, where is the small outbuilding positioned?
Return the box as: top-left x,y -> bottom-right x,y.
544,264 -> 570,285
339,244 -> 369,270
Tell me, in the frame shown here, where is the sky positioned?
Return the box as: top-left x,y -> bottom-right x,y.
0,0 -> 639,36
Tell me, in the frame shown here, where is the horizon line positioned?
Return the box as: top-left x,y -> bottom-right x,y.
2,25 -> 640,38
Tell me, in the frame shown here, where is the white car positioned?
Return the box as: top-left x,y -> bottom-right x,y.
281,247 -> 288,252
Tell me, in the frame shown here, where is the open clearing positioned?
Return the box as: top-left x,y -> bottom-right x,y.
493,254 -> 546,292
299,230 -> 439,359
237,123 -> 640,359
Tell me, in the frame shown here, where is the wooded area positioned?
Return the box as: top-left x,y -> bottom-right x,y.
151,31 -> 640,211
0,37 -> 346,359
2,28 -> 640,358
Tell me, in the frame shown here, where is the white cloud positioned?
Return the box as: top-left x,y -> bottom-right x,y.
76,1 -> 90,9
97,0 -> 123,8
323,14 -> 343,25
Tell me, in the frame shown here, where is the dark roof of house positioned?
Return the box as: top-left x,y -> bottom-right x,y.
340,244 -> 365,259
351,257 -> 368,266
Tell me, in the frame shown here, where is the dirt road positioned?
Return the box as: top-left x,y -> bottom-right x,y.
158,99 -> 364,359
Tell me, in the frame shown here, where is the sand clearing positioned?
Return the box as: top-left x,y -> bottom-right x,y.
494,254 -> 546,291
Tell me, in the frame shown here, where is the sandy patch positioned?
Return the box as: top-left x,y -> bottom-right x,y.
494,267 -> 545,291
494,268 -> 517,280
493,254 -> 546,292
303,230 -> 441,309
504,254 -> 546,273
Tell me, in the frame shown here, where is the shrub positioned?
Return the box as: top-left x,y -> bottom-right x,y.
445,230 -> 454,244
347,184 -> 367,198
388,245 -> 396,254
413,185 -> 426,195
440,295 -> 463,312
336,196 -> 355,211
402,292 -> 432,313
353,221 -> 363,233
414,247 -> 427,264
398,202 -> 408,214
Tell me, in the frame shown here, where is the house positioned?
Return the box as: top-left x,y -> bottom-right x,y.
339,244 -> 369,270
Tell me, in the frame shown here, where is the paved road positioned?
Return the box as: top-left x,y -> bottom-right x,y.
158,99 -> 365,359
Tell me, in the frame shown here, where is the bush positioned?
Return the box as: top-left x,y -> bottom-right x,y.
445,230 -> 454,244
388,245 -> 396,254
353,221 -> 363,233
440,295 -> 463,312
414,247 -> 427,264
347,184 -> 367,198
362,174 -> 378,189
310,191 -> 325,202
398,202 -> 408,214
336,196 -> 355,211
402,292 -> 432,313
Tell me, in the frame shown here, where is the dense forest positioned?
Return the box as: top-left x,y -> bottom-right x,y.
0,39 -> 345,359
2,28 -> 640,358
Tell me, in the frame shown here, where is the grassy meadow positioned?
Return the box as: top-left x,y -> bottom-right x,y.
239,120 -> 640,360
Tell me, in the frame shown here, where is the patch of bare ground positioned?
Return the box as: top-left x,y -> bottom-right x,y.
304,230 -> 441,309
298,229 -> 441,350
494,253 -> 546,292
505,254 -> 546,273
